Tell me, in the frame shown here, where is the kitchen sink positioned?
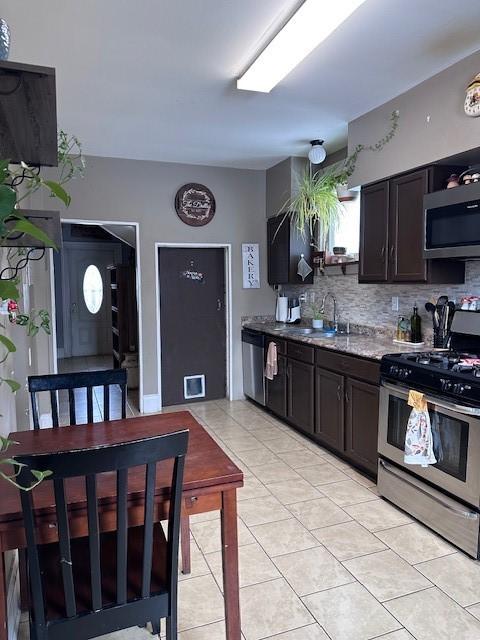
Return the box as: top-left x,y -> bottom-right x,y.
271,326 -> 358,339
283,327 -> 337,337
284,327 -> 316,334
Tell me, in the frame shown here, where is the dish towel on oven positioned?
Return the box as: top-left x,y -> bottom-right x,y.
404,390 -> 437,467
265,341 -> 278,380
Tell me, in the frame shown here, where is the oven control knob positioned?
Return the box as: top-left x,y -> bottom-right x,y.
440,378 -> 452,391
389,365 -> 399,376
453,383 -> 471,394
398,368 -> 410,379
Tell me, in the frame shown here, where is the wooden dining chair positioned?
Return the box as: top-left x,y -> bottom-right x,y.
28,369 -> 128,428
27,369 -> 192,575
15,428 -> 189,640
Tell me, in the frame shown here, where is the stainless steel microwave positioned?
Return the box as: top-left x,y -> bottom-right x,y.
424,181 -> 480,259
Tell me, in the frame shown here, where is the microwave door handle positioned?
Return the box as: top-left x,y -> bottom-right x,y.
381,381 -> 480,417
379,460 -> 479,520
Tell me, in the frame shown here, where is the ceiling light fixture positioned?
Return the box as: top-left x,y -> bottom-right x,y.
308,139 -> 326,164
237,0 -> 367,93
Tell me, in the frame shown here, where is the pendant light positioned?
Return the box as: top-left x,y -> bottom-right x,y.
308,139 -> 326,165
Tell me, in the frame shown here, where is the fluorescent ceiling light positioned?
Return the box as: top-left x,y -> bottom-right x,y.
237,0 -> 367,93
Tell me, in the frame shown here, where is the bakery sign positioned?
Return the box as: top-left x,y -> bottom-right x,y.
242,243 -> 260,289
175,183 -> 216,226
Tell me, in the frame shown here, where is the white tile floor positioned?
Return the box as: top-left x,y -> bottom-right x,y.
57,355 -> 139,421
18,391 -> 480,640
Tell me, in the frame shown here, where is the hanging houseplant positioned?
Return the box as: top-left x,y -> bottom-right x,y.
277,110 -> 399,242
0,131 -> 84,489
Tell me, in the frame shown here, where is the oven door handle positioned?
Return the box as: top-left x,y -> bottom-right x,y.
379,460 -> 479,520
381,381 -> 480,417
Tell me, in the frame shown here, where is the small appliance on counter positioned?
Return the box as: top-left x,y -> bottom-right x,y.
275,294 -> 301,324
378,309 -> 480,558
287,297 -> 301,323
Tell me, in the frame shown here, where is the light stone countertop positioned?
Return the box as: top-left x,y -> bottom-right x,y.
243,321 -> 426,361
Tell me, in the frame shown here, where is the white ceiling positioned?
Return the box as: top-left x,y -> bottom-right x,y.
3,0 -> 480,169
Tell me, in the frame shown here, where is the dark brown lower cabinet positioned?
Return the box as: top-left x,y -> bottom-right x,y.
345,377 -> 379,474
315,367 -> 344,449
261,335 -> 380,477
287,358 -> 315,434
266,354 -> 287,419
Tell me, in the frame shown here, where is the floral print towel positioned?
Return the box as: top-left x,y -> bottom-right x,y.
404,391 -> 437,467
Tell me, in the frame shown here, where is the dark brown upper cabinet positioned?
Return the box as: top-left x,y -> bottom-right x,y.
267,215 -> 314,285
359,166 -> 465,284
359,181 -> 389,282
0,60 -> 57,166
389,169 -> 429,282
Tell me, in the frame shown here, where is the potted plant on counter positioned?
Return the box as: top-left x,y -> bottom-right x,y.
310,303 -> 324,330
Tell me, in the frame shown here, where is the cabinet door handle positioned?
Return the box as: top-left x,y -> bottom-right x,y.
336,385 -> 342,402
381,245 -> 385,258
345,391 -> 350,404
390,245 -> 395,259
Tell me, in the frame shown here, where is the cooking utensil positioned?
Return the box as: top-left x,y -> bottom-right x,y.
425,302 -> 438,330
436,296 -> 448,332
447,301 -> 456,333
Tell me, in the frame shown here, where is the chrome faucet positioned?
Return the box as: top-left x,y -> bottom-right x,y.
321,292 -> 337,331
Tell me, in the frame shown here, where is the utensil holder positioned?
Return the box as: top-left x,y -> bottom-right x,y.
433,329 -> 449,349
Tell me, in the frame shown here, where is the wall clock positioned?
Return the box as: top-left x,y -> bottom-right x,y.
175,183 -> 216,226
465,73 -> 480,117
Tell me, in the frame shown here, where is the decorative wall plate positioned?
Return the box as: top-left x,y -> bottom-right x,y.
175,183 -> 216,226
465,73 -> 480,117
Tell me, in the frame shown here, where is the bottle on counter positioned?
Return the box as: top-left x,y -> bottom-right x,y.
410,304 -> 422,343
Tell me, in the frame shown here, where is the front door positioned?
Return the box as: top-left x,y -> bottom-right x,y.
66,245 -> 120,357
159,247 -> 226,406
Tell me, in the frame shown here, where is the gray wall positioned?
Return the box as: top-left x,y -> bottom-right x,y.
42,156 -> 274,405
266,156 -> 309,219
348,49 -> 480,187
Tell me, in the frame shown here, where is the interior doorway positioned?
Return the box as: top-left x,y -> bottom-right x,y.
64,243 -> 121,357
53,222 -> 140,413
158,246 -> 228,407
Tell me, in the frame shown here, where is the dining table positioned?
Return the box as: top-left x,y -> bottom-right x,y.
0,411 -> 243,640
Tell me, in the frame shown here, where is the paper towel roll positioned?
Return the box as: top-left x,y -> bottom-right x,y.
276,296 -> 288,322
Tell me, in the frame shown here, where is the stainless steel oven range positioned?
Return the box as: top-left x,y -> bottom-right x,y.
378,310 -> 480,558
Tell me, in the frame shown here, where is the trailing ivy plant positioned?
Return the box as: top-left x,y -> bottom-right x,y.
277,110 -> 400,241
0,435 -> 52,489
0,131 -> 84,489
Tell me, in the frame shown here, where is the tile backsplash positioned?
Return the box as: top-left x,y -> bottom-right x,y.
286,261 -> 480,335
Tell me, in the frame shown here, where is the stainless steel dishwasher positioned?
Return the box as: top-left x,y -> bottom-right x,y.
242,328 -> 265,405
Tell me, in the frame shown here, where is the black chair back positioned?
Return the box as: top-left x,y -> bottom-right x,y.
15,429 -> 188,640
28,369 -> 127,428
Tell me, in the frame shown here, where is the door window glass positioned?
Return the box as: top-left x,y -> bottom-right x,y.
82,265 -> 103,314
